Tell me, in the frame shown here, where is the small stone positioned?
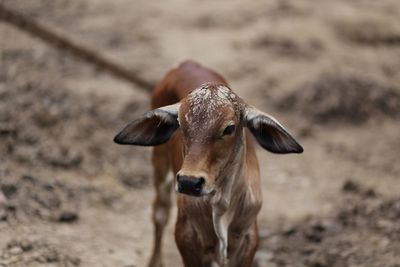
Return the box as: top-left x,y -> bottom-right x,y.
0,210 -> 7,221
342,180 -> 359,193
282,225 -> 297,236
43,249 -> 59,262
376,219 -> 393,230
1,184 -> 17,198
20,240 -> 33,251
364,188 -> 377,198
9,246 -> 23,255
58,211 -> 79,223
0,192 -> 8,221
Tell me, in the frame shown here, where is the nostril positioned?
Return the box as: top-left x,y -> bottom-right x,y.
194,177 -> 205,191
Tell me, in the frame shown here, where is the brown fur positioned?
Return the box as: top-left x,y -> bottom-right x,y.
149,60 -> 262,267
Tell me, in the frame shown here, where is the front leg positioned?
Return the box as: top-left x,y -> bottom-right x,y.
228,223 -> 259,267
175,213 -> 206,267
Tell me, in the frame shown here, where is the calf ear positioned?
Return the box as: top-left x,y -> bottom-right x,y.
114,103 -> 180,146
244,107 -> 303,154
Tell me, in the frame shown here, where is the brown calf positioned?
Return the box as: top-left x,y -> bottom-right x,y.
114,60 -> 303,267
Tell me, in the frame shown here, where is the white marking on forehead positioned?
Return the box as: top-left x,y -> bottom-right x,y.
183,84 -> 241,142
217,89 -> 226,100
217,85 -> 230,93
187,85 -> 232,110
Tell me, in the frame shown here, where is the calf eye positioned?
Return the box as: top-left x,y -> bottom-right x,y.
222,125 -> 235,136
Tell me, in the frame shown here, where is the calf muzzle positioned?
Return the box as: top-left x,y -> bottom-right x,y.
176,175 -> 205,196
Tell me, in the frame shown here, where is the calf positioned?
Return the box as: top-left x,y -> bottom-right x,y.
114,60 -> 303,267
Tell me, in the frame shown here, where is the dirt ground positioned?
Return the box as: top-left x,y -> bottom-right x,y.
1,0 -> 400,266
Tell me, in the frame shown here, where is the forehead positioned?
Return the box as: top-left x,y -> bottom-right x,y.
180,83 -> 241,128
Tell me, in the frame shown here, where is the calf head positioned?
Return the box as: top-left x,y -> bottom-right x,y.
114,83 -> 303,197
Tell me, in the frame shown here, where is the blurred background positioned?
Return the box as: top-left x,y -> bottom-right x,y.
1,0 -> 400,266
